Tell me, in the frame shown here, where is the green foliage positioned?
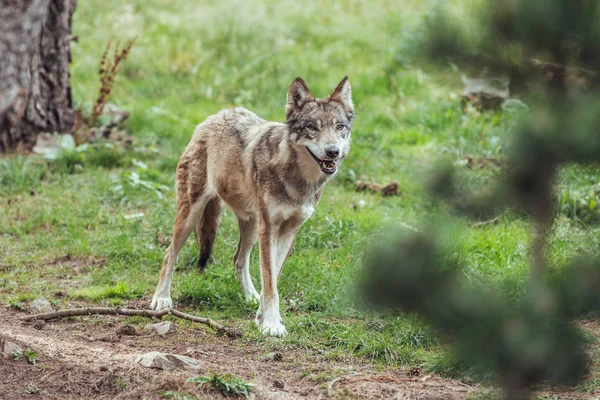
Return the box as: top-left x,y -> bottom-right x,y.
48,137 -> 128,173
363,232 -> 590,384
110,159 -> 172,201
187,374 -> 254,398
84,143 -> 128,168
556,166 -> 600,225
421,0 -> 600,72
12,348 -> 38,365
423,350 -> 490,381
0,156 -> 47,196
158,391 -> 199,400
71,282 -> 143,301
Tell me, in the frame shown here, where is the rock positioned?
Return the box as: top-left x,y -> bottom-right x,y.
135,352 -> 202,372
30,297 -> 53,313
117,325 -> 137,336
461,75 -> 509,111
2,340 -> 23,358
145,321 -> 173,335
32,133 -> 62,158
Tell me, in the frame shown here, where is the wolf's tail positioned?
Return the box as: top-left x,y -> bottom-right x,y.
195,197 -> 222,271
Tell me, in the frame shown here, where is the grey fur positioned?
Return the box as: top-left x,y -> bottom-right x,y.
151,77 -> 354,337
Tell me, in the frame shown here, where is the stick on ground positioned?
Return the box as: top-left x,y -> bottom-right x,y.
21,307 -> 242,338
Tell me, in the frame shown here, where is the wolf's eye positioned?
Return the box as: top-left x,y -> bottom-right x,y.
336,124 -> 345,131
306,124 -> 318,137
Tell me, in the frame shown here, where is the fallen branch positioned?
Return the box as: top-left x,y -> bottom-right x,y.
469,216 -> 500,228
21,307 -> 242,338
327,376 -> 348,397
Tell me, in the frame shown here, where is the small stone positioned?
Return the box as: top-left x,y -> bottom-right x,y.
461,75 -> 509,111
117,325 -> 136,336
145,321 -> 173,335
263,351 -> 284,362
2,340 -> 23,358
273,379 -> 285,389
135,352 -> 202,372
30,298 -> 53,313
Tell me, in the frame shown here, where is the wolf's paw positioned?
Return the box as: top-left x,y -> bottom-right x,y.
151,295 -> 172,310
256,318 -> 288,337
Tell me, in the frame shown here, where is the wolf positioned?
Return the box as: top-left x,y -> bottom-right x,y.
150,76 -> 354,336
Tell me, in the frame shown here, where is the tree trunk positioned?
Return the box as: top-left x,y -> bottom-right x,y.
0,0 -> 77,153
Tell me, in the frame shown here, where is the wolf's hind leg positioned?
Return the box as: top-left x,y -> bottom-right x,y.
195,197 -> 222,271
151,197 -> 208,310
233,215 -> 260,302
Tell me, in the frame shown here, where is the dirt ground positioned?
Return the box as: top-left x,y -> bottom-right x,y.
0,303 -> 597,399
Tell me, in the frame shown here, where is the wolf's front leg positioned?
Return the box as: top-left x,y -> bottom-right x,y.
151,247 -> 175,310
255,215 -> 298,337
234,216 -> 260,303
256,215 -> 285,336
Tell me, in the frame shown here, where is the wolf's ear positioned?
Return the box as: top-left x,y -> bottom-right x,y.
286,77 -> 313,118
329,76 -> 354,117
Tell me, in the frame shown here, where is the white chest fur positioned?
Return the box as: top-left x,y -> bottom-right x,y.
265,195 -> 315,226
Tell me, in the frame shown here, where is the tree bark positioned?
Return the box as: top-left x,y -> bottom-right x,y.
0,0 -> 76,153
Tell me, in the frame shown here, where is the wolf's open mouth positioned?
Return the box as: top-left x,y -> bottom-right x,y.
305,147 -> 337,174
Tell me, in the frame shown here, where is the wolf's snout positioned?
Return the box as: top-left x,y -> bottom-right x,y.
325,146 -> 340,159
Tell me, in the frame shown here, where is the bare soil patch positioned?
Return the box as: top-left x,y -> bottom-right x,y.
1,306 -> 598,399
0,305 -> 478,399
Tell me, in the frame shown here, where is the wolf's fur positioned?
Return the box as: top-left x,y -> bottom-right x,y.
151,76 -> 354,336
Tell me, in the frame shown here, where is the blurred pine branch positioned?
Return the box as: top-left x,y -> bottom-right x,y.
364,1 -> 600,398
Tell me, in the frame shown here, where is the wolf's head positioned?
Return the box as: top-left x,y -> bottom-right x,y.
285,76 -> 354,176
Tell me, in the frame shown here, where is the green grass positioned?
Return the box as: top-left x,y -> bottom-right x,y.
1,0 -> 600,390
187,374 -> 254,398
71,282 -> 144,301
